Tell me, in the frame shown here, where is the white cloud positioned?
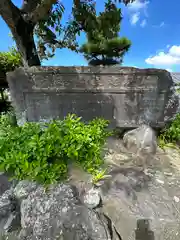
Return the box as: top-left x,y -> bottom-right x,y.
140,19 -> 147,27
130,12 -> 140,25
128,0 -> 149,26
159,21 -> 165,27
169,45 -> 180,57
145,52 -> 180,65
128,0 -> 149,11
145,45 -> 180,66
152,21 -> 166,28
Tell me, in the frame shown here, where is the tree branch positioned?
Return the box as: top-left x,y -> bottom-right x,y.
21,0 -> 41,13
28,0 -> 57,23
73,0 -> 135,7
0,0 -> 21,30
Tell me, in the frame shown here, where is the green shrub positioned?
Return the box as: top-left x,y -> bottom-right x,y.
0,114 -> 112,184
159,113 -> 180,146
0,47 -> 22,73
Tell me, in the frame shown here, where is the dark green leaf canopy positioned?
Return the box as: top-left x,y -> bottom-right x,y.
30,0 -> 134,60
0,0 -> 135,64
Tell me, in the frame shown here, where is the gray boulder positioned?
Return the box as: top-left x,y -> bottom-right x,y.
123,125 -> 157,167
83,187 -> 101,209
20,184 -> 110,240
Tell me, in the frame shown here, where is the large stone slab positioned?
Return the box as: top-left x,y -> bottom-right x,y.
7,67 -> 179,128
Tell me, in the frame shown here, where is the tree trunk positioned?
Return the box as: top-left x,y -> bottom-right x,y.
0,0 -> 41,67
12,17 -> 41,67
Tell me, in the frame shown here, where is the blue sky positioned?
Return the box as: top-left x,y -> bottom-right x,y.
0,0 -> 180,72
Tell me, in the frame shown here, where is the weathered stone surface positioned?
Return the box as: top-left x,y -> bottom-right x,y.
13,180 -> 38,201
3,212 -> 21,232
20,184 -> 109,240
123,125 -> 157,167
0,190 -> 13,218
7,67 -> 179,128
0,189 -> 21,235
100,165 -> 180,240
1,134 -> 180,239
101,136 -> 180,240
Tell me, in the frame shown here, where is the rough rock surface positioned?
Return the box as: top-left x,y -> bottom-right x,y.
20,184 -> 110,240
1,127 -> 180,239
0,188 -> 20,237
13,180 -> 38,201
100,166 -> 180,240
102,134 -> 180,240
83,188 -> 101,209
123,125 -> 157,167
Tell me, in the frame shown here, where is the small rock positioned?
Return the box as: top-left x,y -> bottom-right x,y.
143,169 -> 154,176
83,188 -> 101,209
173,196 -> 180,203
108,149 -> 114,154
164,172 -> 173,176
156,179 -> 164,184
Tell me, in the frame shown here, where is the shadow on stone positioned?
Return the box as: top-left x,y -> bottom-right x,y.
0,174 -> 12,196
101,167 -> 151,201
135,219 -> 154,240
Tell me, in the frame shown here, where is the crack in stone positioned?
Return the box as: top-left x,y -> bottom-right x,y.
95,210 -> 122,240
102,213 -> 114,239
